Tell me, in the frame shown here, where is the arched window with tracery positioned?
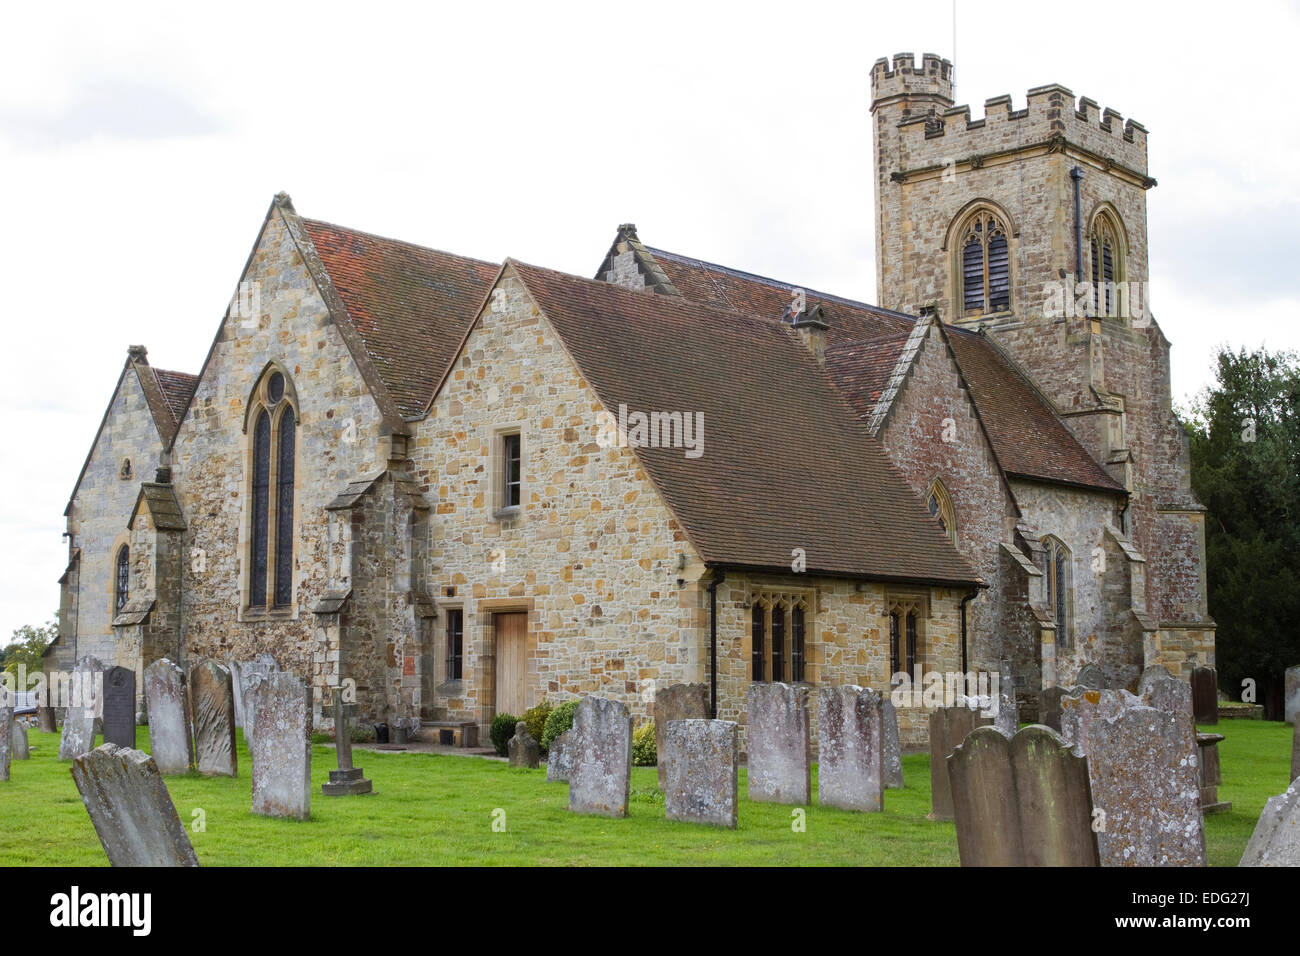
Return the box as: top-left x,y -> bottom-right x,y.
926,478 -> 957,545
1042,536 -> 1073,648
247,367 -> 298,611
1089,212 -> 1124,317
958,208 -> 1011,316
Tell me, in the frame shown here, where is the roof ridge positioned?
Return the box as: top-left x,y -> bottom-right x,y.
301,216 -> 498,269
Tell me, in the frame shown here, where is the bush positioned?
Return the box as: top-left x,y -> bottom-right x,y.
541,698 -> 579,750
522,701 -> 553,753
490,713 -> 519,757
632,720 -> 657,766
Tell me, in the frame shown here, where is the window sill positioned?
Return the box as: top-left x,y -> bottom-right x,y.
242,606 -> 297,623
492,506 -> 522,522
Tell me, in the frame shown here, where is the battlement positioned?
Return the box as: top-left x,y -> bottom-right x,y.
873,55 -> 1149,177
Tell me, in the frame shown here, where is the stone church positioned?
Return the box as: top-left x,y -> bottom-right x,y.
48,54 -> 1213,746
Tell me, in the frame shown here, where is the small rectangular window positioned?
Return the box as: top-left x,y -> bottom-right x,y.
771,608 -> 785,683
502,433 -> 521,509
446,608 -> 464,681
791,607 -> 805,683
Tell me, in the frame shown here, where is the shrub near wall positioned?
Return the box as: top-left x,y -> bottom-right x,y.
541,699 -> 579,750
490,713 -> 518,757
522,701 -> 553,753
632,720 -> 657,766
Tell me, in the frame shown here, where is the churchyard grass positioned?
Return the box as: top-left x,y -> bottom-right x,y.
0,720 -> 1288,866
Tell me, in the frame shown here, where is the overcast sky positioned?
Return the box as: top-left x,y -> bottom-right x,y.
2,0 -> 1297,642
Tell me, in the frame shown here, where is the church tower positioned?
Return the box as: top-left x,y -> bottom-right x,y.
870,53 -> 1214,675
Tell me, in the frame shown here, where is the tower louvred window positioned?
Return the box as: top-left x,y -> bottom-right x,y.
1089,214 -> 1123,316
958,210 -> 1011,316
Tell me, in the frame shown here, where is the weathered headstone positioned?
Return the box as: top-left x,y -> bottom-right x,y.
1076,662 -> 1106,690
322,692 -> 371,796
0,704 -> 11,782
1292,721 -> 1299,786
251,671 -> 312,819
1285,665 -> 1300,726
238,656 -> 278,744
568,696 -> 632,817
1060,688 -> 1146,755
928,704 -> 992,820
546,729 -> 574,783
190,660 -> 236,777
71,743 -> 199,867
950,725 -> 1099,866
1240,779 -> 1300,866
882,699 -> 903,789
144,659 -> 194,774
1145,677 -> 1194,722
817,685 -> 885,812
12,717 -> 30,760
1138,664 -> 1174,696
227,661 -> 244,728
1086,704 -> 1205,866
654,682 -> 709,790
1040,685 -> 1085,733
993,691 -> 1019,737
57,656 -> 104,760
1195,732 -> 1230,813
37,705 -> 57,734
745,682 -> 810,805
1190,666 -> 1218,725
508,721 -> 540,768
663,719 -> 738,828
102,666 -> 137,749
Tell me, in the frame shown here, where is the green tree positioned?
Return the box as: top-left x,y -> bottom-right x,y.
1185,346 -> 1300,718
3,616 -> 57,681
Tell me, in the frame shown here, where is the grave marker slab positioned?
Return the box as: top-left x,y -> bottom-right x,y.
71,743 -> 199,867
1190,666 -> 1218,725
1076,663 -> 1106,690
928,704 -> 992,819
37,706 -> 57,734
654,682 -> 708,790
950,725 -> 1099,866
568,696 -> 632,817
144,659 -> 194,774
1060,689 -> 1146,755
12,717 -> 29,760
994,692 -> 1019,737
102,666 -> 137,749
1292,721 -> 1299,786
547,729 -> 574,782
1196,732 -> 1230,813
190,660 -> 236,777
250,671 -> 312,819
1041,685 -> 1085,733
322,693 -> 371,796
1285,665 -> 1299,726
745,682 -> 810,805
1144,677 -> 1194,722
882,699 -> 903,789
663,719 -> 738,828
0,704 -> 11,782
57,656 -> 104,761
1086,704 -> 1205,867
1138,664 -> 1174,696
238,656 -> 278,745
508,721 -> 540,768
1240,780 -> 1300,866
817,685 -> 884,812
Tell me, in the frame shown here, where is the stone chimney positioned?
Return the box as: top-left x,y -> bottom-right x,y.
790,303 -> 829,366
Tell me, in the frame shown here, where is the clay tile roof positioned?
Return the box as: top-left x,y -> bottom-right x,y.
302,219 -> 499,419
824,332 -> 914,423
510,260 -> 982,587
152,369 -> 198,425
945,329 -> 1125,493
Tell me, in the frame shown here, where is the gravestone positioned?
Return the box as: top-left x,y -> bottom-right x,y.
1076,663 -> 1106,691
949,725 -> 1099,866
1285,665 -> 1299,726
1292,721 -> 1299,786
227,661 -> 244,728
1144,677 -> 1194,723
0,704 -> 11,782
994,692 -> 1019,737
102,666 -> 137,749
508,721 -> 540,768
190,660 -> 236,777
1240,779 -> 1300,866
70,743 -> 199,867
882,699 -> 903,789
58,656 -> 104,760
1086,704 -> 1205,866
1190,666 -> 1218,725
322,692 -> 372,796
12,717 -> 30,760
1041,685 -> 1085,733
1138,664 -> 1174,696
1195,732 -> 1230,813
238,656 -> 279,744
928,704 -> 992,820
1060,689 -> 1146,755
251,671 -> 312,820
817,685 -> 884,812
663,719 -> 738,828
654,682 -> 709,790
546,729 -> 574,783
568,696 -> 632,817
144,659 -> 194,774
745,682 -> 810,805
37,706 -> 57,734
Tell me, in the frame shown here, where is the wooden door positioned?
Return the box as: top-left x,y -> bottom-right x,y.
494,612 -> 528,716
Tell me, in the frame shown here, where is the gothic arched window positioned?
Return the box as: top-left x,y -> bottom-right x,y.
959,209 -> 1011,316
1089,213 -> 1124,317
1043,536 -> 1073,648
247,367 -> 298,610
926,478 -> 957,545
114,545 -> 130,613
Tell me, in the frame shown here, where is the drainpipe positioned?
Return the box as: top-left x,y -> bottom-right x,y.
707,569 -> 725,719
1070,166 -> 1085,282
1119,494 -> 1131,536
960,587 -> 979,675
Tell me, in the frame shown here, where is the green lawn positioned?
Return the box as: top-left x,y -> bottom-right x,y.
0,719 -> 1291,866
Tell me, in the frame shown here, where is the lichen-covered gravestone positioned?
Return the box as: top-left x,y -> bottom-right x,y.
190,660 -> 236,777
993,691 -> 1019,737
745,682 -> 810,805
508,721 -> 540,768
57,655 -> 104,760
1060,689 -> 1145,755
1086,704 -> 1205,867
928,704 -> 992,820
144,659 -> 194,775
1190,666 -> 1218,725
949,725 -> 1099,866
237,655 -> 279,745
817,685 -> 885,812
1075,663 -> 1106,691
654,682 -> 708,790
101,666 -> 137,749
250,671 -> 312,820
0,703 -> 11,782
71,744 -> 200,867
37,705 -> 57,734
568,696 -> 632,817
1240,780 -> 1300,866
12,717 -> 29,760
663,719 -> 738,828
1285,665 -> 1300,726
1144,677 -> 1194,722
882,699 -> 903,789
1137,664 -> 1174,696
546,729 -> 574,783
